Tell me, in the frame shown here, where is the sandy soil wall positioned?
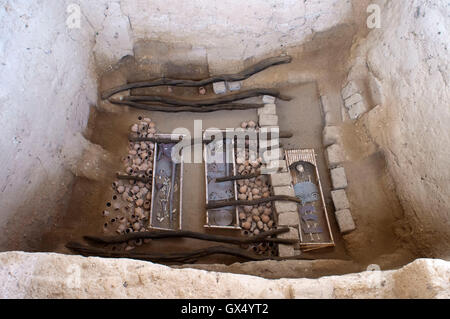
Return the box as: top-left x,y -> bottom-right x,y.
0,1 -> 97,249
345,0 -> 450,257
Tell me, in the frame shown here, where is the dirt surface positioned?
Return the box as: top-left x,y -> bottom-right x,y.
339,120 -> 418,266
37,36 -> 356,266
39,80 -> 350,264
276,83 -> 348,260
8,22 -> 418,277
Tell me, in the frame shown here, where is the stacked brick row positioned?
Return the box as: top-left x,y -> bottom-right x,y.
259,95 -> 300,257
321,95 -> 356,234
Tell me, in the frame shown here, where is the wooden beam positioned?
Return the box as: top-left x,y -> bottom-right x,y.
101,55 -> 292,99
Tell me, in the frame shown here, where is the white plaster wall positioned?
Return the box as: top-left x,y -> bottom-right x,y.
348,0 -> 450,257
0,0 -> 97,248
79,0 -> 353,68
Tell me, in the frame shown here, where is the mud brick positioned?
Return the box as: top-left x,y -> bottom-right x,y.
341,81 -> 359,99
326,144 -> 345,168
323,126 -> 341,147
262,148 -> 284,162
271,160 -> 288,172
261,160 -> 288,174
331,189 -> 350,210
348,100 -> 367,120
272,185 -> 295,197
257,103 -> 276,115
259,114 -> 278,126
213,81 -> 226,94
262,95 -> 276,104
259,138 -> 280,150
335,209 -> 356,233
226,81 -> 241,91
278,226 -> 300,240
278,211 -> 300,226
274,201 -> 298,214
270,172 -> 292,187
330,166 -> 348,189
344,93 -> 363,109
278,244 -> 295,257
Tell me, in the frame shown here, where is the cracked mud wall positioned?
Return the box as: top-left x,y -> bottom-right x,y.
346,0 -> 450,258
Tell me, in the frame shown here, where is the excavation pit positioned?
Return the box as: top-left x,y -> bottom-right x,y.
1,1 -> 449,297
35,53 -> 351,267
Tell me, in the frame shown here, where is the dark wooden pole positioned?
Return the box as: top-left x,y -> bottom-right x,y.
101,55 -> 292,99
66,242 -> 310,262
123,88 -> 291,106
207,195 -> 301,209
109,100 -> 266,113
83,228 -> 295,245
